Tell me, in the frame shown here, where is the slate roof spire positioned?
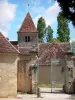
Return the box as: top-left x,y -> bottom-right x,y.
18,12 -> 38,33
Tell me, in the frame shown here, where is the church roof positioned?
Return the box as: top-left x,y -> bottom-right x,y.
18,12 -> 38,33
0,32 -> 19,53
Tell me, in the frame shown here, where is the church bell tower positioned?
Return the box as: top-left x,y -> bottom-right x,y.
17,12 -> 38,48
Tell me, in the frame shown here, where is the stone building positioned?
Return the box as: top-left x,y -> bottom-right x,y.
0,12 -> 38,97
0,33 -> 19,97
16,12 -> 38,93
0,12 -> 75,98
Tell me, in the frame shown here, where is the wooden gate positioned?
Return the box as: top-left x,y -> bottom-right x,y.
17,61 -> 32,93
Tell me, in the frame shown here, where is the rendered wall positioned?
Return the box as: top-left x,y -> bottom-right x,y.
0,53 -> 19,98
39,65 -> 64,85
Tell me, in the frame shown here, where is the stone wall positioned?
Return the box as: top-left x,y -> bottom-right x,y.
26,58 -> 37,93
63,54 -> 75,93
17,53 -> 38,94
72,60 -> 75,93
0,53 -> 19,98
18,33 -> 38,47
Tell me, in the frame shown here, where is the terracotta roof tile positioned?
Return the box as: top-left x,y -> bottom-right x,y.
38,42 -> 70,65
0,32 -> 19,53
18,47 -> 30,55
18,47 -> 38,55
18,12 -> 38,33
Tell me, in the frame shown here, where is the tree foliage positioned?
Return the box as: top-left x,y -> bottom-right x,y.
57,0 -> 75,26
37,17 -> 46,42
57,12 -> 70,42
45,25 -> 53,42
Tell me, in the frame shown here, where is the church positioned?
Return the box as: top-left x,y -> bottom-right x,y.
0,12 -> 75,97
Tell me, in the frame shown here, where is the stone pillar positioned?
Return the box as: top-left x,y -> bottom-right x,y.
64,50 -> 74,93
32,69 -> 37,93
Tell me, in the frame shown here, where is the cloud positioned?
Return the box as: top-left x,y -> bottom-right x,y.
31,6 -> 46,15
34,1 -> 61,26
34,15 -> 41,27
45,1 -> 61,25
0,0 -> 16,37
0,0 -> 7,3
32,0 -> 45,14
24,0 -> 44,15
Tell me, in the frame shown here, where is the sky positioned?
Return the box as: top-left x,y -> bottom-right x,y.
0,0 -> 75,42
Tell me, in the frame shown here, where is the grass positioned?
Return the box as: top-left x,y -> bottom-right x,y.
39,84 -> 63,88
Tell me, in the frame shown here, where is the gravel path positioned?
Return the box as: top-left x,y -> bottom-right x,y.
0,93 -> 74,100
0,88 -> 74,100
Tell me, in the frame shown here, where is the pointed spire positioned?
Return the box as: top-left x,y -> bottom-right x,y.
18,12 -> 38,33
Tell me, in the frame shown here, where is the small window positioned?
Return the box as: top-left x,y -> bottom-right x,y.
25,36 -> 27,42
28,36 -> 30,42
25,36 -> 30,42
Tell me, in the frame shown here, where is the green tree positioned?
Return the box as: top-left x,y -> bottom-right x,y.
57,12 -> 70,42
45,25 -> 53,42
37,17 -> 46,42
57,0 -> 75,26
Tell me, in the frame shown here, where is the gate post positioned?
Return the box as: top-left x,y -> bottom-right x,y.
64,50 -> 74,93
